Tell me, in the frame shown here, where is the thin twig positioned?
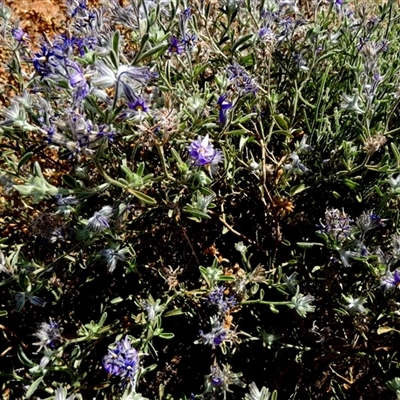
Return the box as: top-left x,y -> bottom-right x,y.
208,210 -> 264,253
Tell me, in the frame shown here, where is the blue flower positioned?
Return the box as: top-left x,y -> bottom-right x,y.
168,36 -> 184,54
283,152 -> 309,174
68,61 -> 89,103
11,27 -> 29,43
128,97 -> 149,112
199,325 -> 227,347
210,365 -> 224,386
382,270 -> 400,291
32,44 -> 58,77
33,318 -> 63,351
320,208 -> 353,242
226,64 -> 258,95
206,286 -> 237,315
356,211 -> 384,234
216,94 -> 232,125
188,134 -> 223,168
181,33 -> 197,51
103,336 -> 139,387
97,125 -> 116,142
198,316 -> 228,348
179,7 -> 192,37
68,0 -> 88,18
87,206 -> 113,232
100,248 -> 127,273
331,0 -> 343,12
68,62 -> 86,88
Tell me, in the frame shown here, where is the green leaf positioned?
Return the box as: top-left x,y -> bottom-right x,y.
386,377 -> 400,393
127,188 -> 157,205
62,174 -> 79,188
109,49 -> 119,70
377,326 -> 394,335
244,382 -> 276,400
136,43 -> 168,63
297,242 -> 323,249
232,34 -> 253,53
25,376 -> 44,398
232,113 -> 258,124
111,297 -> 124,304
217,275 -> 236,281
158,332 -> 175,339
272,129 -> 293,138
374,185 -> 383,197
0,310 -> 7,316
164,308 -> 184,317
98,312 -> 107,327
183,207 -> 211,220
290,184 -> 308,196
343,178 -> 361,190
392,142 -> 400,168
226,129 -> 248,136
112,30 -> 121,57
273,114 -> 288,130
17,346 -> 35,367
17,152 -> 34,171
269,305 -> 279,314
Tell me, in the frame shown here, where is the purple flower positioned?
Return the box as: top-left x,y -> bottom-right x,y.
199,325 -> 227,347
11,27 -> 29,43
73,83 -> 90,103
259,26 -> 274,40
32,44 -> 58,77
55,194 -> 79,206
206,286 -> 237,315
179,7 -> 192,36
70,72 -> 86,88
216,94 -> 232,125
329,0 -> 343,13
33,318 -> 63,351
128,97 -> 148,112
188,134 -> 223,167
87,206 -> 113,232
181,33 -> 197,50
210,365 -> 224,386
97,125 -> 116,142
68,61 -> 89,102
44,124 -> 56,144
226,64 -> 258,95
382,270 -> 400,291
168,36 -> 184,54
68,0 -> 88,18
319,208 -> 353,242
103,336 -> 139,387
356,211 -> 384,234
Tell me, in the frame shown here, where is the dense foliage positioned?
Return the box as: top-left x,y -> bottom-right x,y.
2,0 -> 400,398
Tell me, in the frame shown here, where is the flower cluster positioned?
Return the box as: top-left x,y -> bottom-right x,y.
33,318 -> 63,352
209,363 -> 245,393
199,316 -> 228,348
320,208 -> 353,242
226,63 -> 258,96
103,336 -> 140,387
206,286 -> 237,316
168,7 -> 197,54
